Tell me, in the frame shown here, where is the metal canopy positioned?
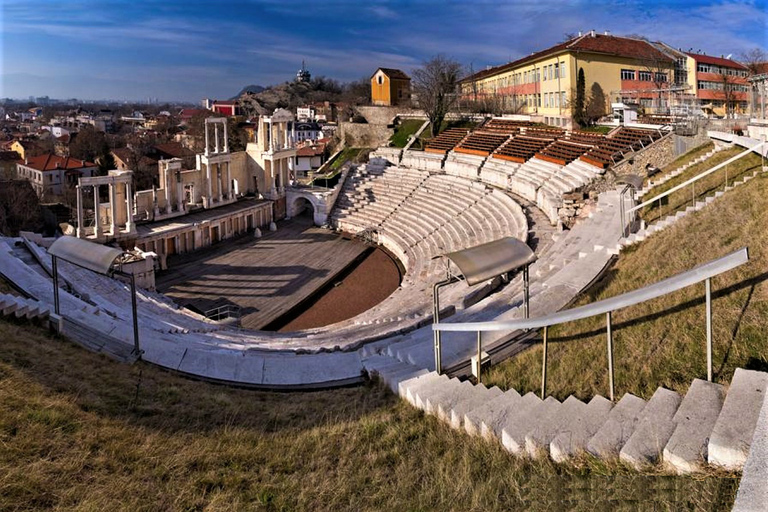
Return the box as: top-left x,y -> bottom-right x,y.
48,236 -> 124,275
444,237 -> 536,286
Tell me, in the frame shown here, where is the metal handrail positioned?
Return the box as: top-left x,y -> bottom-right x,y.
433,247 -> 749,399
628,142 -> 765,214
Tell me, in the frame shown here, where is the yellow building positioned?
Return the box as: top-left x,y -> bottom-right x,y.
371,68 -> 411,106
460,31 -> 676,128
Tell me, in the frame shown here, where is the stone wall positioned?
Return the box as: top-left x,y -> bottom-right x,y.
612,134 -> 675,178
338,122 -> 393,148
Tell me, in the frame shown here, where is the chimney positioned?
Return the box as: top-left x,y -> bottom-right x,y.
590,29 -> 596,37
604,30 -> 609,35
578,31 -> 582,37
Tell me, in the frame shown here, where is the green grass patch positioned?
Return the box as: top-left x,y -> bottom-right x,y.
641,147 -> 762,224
328,147 -> 364,171
579,125 -> 613,134
390,119 -> 427,148
0,314 -> 740,510
485,170 -> 768,403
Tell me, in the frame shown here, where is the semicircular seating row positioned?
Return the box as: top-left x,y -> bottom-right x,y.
330,162 -> 529,292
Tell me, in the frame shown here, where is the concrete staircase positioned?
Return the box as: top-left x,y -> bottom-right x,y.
618,167 -> 762,252
0,292 -> 50,323
363,354 -> 768,475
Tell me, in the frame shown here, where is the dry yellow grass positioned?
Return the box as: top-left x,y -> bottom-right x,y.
486,168 -> 768,402
0,315 -> 739,511
641,147 -> 763,224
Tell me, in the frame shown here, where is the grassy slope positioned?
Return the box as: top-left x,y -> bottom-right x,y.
390,119 -> 426,148
0,316 -> 739,511
642,147 -> 762,223
486,168 -> 768,402
642,141 -> 714,187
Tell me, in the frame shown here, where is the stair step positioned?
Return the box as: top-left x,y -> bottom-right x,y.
423,379 -> 470,415
709,368 -> 768,470
663,379 -> 724,474
525,395 -> 586,458
464,388 -> 522,439
400,372 -> 446,405
448,385 -> 504,430
410,374 -> 454,410
619,387 -> 682,470
550,395 -> 614,462
587,393 -> 647,458
501,394 -> 559,455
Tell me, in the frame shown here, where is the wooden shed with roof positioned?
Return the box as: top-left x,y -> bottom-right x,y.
371,68 -> 411,106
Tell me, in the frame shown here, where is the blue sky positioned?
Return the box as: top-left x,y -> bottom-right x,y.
2,0 -> 767,103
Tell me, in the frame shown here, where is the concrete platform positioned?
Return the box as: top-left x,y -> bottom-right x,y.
620,388 -> 682,470
587,393 -> 647,458
663,379 -> 725,473
709,368 -> 768,470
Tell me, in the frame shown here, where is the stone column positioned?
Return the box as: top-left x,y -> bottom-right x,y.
217,164 -> 223,202
177,172 -> 184,212
204,123 -> 210,156
223,121 -> 229,153
269,119 -> 274,151
205,162 -> 212,204
214,124 -> 220,153
164,163 -> 172,214
109,182 -> 117,235
76,185 -> 83,238
226,161 -> 232,199
92,184 -> 100,238
125,181 -> 135,232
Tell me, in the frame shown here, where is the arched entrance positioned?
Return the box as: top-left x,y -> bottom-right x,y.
292,197 -> 315,219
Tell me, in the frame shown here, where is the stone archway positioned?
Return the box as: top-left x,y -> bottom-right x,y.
286,189 -> 329,226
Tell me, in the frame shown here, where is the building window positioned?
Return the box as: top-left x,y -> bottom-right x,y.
638,71 -> 652,81
561,91 -> 566,106
377,75 -> 383,85
655,72 -> 667,83
621,69 -> 636,80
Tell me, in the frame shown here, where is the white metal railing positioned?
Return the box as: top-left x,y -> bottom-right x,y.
628,142 -> 765,216
433,248 -> 749,400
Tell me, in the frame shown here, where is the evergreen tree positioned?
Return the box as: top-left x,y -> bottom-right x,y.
573,67 -> 586,127
585,82 -> 607,126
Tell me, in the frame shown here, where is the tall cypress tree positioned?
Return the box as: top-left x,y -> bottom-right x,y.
573,67 -> 586,127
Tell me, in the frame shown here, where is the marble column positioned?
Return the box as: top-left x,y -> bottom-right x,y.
205,162 -> 212,205
109,182 -> 117,235
177,172 -> 184,212
204,123 -> 210,156
223,121 -> 229,153
226,161 -> 232,199
164,164 -> 172,214
76,185 -> 83,238
92,184 -> 100,238
214,124 -> 220,153
125,181 -> 134,232
217,164 -> 223,202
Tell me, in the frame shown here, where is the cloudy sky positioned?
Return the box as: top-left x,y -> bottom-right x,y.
2,0 -> 767,102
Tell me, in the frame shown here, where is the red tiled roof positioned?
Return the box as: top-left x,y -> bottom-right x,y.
19,153 -> 96,171
685,52 -> 748,70
372,68 -> 411,80
152,142 -> 195,159
296,145 -> 325,157
461,33 -> 673,83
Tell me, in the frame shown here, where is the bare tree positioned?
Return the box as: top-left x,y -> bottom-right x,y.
717,70 -> 740,119
739,48 -> 767,75
412,55 -> 464,137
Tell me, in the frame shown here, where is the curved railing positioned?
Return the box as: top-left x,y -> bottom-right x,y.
433,247 -> 749,399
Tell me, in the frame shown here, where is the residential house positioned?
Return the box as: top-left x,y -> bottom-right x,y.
371,68 -> 412,107
16,154 -> 98,198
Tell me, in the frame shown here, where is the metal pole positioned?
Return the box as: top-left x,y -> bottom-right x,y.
476,330 -> 482,384
523,265 -> 530,319
130,273 -> 141,358
52,255 -> 60,316
606,311 -> 615,401
706,277 -> 712,382
541,325 -> 548,399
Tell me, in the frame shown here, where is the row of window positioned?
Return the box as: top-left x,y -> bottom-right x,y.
696,64 -> 748,77
620,69 -> 668,82
480,61 -> 568,91
697,80 -> 749,92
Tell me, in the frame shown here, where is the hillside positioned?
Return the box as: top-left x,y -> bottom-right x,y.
485,150 -> 768,402
0,308 -> 737,510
